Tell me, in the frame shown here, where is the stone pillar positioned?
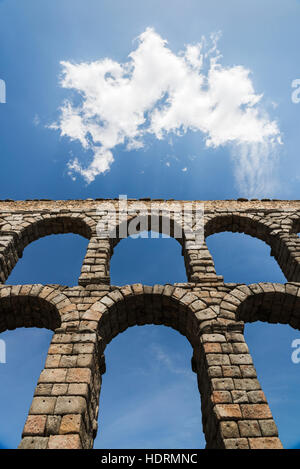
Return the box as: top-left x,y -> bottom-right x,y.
0,232 -> 20,284
192,327 -> 282,449
18,330 -> 104,449
184,239 -> 223,284
78,238 -> 111,286
271,232 -> 300,282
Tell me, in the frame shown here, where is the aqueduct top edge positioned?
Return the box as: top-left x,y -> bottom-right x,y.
1,198 -> 300,212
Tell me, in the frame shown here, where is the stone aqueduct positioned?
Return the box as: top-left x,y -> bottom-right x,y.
1,198 -> 300,449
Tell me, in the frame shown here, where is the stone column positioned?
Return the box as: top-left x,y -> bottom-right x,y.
0,232 -> 20,283
18,330 -> 104,449
78,238 -> 111,286
271,232 -> 300,282
184,239 -> 223,284
192,327 -> 282,449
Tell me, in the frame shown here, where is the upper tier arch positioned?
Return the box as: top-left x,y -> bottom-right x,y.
204,213 -> 274,244
219,282 -> 300,330
0,284 -> 77,332
0,214 -> 96,283
80,284 -> 223,349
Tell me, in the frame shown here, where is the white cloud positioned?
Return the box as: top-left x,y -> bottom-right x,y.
51,27 -> 282,195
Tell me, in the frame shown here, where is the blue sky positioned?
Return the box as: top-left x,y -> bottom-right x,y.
0,0 -> 300,449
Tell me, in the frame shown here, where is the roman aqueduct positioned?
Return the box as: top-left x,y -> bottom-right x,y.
1,198 -> 300,449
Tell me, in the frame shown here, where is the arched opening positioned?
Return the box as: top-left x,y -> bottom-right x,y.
89,286 -> 214,448
110,231 -> 186,285
221,286 -> 300,449
0,215 -> 93,284
206,232 -> 286,284
0,328 -> 52,448
0,293 -> 61,448
244,322 -> 300,449
94,324 -> 204,449
291,218 -> 300,236
204,214 -> 272,243
6,234 -> 89,286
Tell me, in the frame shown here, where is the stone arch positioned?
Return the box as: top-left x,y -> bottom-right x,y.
289,213 -> 300,234
204,214 -> 274,244
109,213 -> 186,248
0,284 -> 76,331
107,213 -> 201,284
0,213 -> 96,240
75,285 -> 282,450
0,214 -> 96,284
81,285 -> 219,447
204,214 -> 293,282
83,284 -> 215,349
268,213 -> 300,283
0,284 -> 78,449
14,214 -> 95,248
219,282 -> 300,329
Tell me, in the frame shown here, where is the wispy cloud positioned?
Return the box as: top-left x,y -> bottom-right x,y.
95,336 -> 202,449
33,114 -> 40,126
150,343 -> 193,378
50,27 -> 281,195
96,381 -> 203,449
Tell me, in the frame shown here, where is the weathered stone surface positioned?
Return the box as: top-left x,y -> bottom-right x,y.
238,420 -> 261,437
223,438 -> 249,449
18,436 -> 49,449
22,415 -> 47,436
38,368 -> 67,384
51,384 -> 68,396
59,414 -> 83,435
214,404 -> 242,420
46,416 -> 61,435
66,368 -> 91,383
258,419 -> 278,437
220,421 -> 239,438
211,391 -> 232,404
48,434 -> 82,449
231,390 -> 248,404
68,383 -> 89,397
241,404 -> 272,420
29,397 -> 57,415
248,437 -> 283,449
54,396 -> 87,415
